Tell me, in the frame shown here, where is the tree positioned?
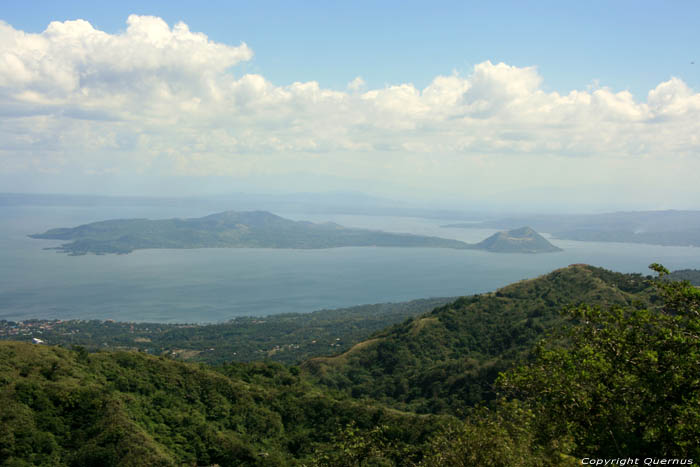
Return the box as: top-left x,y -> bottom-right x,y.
497,264 -> 700,457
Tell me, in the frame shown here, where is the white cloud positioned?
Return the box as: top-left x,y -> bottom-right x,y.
347,76 -> 365,91
0,16 -> 699,203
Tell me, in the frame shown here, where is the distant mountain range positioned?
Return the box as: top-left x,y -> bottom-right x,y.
1,191 -> 483,221
30,211 -> 561,255
443,210 -> 700,247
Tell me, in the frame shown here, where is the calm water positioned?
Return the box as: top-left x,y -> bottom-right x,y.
2,205 -> 700,323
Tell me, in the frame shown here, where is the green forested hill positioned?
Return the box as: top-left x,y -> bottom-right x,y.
304,264 -> 655,414
0,341 -> 448,466
2,265 -> 699,465
0,298 -> 455,365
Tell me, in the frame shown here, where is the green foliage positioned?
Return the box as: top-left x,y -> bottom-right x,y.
2,264 -> 699,464
0,342 -> 446,466
0,298 -> 453,365
497,264 -> 700,457
419,401 -> 577,467
311,421 -> 430,467
306,265 -> 655,414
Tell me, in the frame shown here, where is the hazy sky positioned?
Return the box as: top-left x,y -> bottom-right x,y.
1,1 -> 699,210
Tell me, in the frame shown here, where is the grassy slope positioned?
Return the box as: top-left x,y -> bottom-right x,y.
303,265 -> 655,414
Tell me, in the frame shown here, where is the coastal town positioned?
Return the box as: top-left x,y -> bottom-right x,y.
0,317 -> 348,365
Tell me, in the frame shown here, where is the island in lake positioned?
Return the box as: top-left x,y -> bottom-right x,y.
473,226 -> 563,253
30,210 -> 561,255
443,210 -> 700,247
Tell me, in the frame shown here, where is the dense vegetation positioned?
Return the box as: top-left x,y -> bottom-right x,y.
2,264 -> 698,465
0,342 -> 451,466
29,210 -> 471,255
305,265 -> 655,414
494,263 -> 700,458
0,298 -> 454,365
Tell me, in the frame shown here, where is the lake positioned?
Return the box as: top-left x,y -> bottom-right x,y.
2,204 -> 699,323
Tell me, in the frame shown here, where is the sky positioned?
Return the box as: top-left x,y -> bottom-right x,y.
1,1 -> 699,211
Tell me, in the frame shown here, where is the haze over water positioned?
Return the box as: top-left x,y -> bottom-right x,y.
2,204 -> 699,323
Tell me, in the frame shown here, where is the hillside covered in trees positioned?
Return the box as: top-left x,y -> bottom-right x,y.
304,264 -> 655,413
0,298 -> 455,365
0,341 -> 451,466
1,264 -> 698,465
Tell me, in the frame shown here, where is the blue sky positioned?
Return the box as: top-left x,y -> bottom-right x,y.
5,0 -> 697,96
1,1 -> 699,210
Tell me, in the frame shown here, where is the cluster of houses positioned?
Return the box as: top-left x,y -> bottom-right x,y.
0,320 -> 65,344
